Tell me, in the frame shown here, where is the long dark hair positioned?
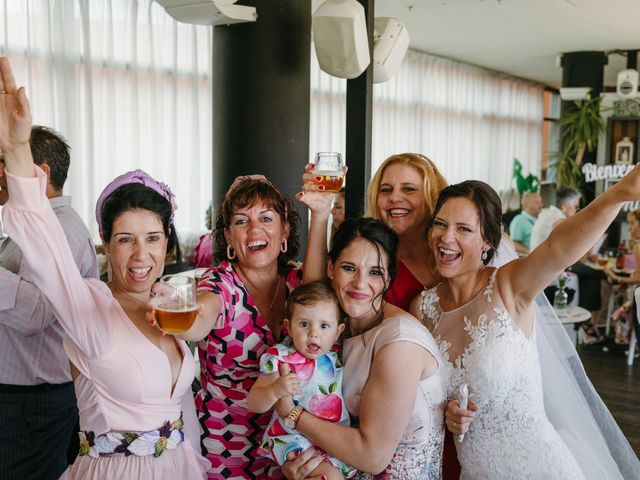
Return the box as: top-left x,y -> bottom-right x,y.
431,180 -> 502,265
100,183 -> 180,260
328,217 -> 399,326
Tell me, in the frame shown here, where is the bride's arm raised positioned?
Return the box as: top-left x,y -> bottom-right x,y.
500,165 -> 640,319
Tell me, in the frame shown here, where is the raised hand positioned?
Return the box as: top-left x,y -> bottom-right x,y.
0,57 -> 32,155
296,163 -> 347,215
610,164 -> 640,203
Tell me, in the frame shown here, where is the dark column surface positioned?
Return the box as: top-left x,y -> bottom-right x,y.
212,0 -> 311,248
560,51 -> 608,200
345,0 -> 374,219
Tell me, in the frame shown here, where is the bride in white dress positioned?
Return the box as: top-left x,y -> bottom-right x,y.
411,176 -> 640,479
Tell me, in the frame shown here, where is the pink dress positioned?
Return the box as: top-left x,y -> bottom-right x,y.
2,169 -> 210,479
192,233 -> 213,268
196,261 -> 302,479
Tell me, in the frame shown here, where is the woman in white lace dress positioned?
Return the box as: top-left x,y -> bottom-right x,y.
411,176 -> 640,479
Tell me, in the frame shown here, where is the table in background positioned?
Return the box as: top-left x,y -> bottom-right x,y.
555,305 -> 591,347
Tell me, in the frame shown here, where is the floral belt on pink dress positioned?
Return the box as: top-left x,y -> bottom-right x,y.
78,415 -> 184,458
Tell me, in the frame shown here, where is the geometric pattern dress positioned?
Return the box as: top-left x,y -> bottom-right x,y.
196,260 -> 302,479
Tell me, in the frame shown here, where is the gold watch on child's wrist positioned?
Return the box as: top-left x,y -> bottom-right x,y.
284,405 -> 304,429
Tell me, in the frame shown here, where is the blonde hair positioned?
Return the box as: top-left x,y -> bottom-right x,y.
366,153 -> 447,222
627,208 -> 640,224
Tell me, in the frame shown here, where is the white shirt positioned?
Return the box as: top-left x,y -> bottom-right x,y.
530,205 -> 566,251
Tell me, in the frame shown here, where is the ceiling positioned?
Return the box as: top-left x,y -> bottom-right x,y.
323,0 -> 640,89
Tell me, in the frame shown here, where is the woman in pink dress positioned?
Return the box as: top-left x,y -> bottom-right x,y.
0,57 -> 209,479
172,176 -> 330,478
192,205 -> 213,268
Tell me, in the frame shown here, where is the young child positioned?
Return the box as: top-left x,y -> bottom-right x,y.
247,281 -> 355,479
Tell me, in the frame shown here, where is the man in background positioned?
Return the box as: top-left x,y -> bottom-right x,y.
531,186 -> 604,343
0,126 -> 98,479
509,191 -> 543,255
530,187 -> 581,250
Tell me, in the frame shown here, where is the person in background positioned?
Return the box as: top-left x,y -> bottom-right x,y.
531,186 -> 604,343
0,125 -> 98,480
606,208 -> 640,350
508,191 -> 543,255
530,186 -> 580,251
192,204 -> 214,268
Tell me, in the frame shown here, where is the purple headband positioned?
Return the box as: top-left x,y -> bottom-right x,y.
95,169 -> 177,232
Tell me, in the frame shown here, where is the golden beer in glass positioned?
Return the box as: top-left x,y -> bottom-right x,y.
154,275 -> 198,334
307,152 -> 344,192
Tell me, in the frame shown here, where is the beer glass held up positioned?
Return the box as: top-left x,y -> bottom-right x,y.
153,275 -> 198,334
307,152 -> 344,192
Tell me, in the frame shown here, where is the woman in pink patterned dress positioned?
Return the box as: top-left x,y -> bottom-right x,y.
175,177 -> 330,479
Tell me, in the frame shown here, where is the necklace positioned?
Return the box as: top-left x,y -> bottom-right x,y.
269,276 -> 284,310
237,268 -> 284,312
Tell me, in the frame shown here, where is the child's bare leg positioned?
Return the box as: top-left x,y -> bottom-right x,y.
309,459 -> 345,480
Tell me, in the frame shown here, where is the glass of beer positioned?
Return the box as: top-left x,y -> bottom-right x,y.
153,275 -> 198,334
309,152 -> 344,192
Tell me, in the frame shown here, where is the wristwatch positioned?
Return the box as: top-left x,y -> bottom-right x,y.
284,405 -> 304,429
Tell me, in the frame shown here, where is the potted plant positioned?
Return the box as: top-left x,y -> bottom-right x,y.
551,95 -> 608,188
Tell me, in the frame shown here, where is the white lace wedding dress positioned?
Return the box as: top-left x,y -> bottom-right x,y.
420,268 -> 585,480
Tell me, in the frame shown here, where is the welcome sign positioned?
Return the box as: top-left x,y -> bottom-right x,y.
582,163 -> 635,183
582,163 -> 638,212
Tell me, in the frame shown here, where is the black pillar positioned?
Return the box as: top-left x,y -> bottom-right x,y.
212,1 -> 311,249
560,51 -> 607,199
345,0 -> 374,219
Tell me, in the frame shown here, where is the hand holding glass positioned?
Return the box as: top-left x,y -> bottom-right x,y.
153,275 -> 198,334
307,152 -> 344,192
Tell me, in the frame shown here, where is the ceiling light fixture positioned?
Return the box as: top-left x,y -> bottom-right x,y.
154,0 -> 256,26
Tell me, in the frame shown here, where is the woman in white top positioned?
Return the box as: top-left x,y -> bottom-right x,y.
412,178 -> 640,479
279,217 -> 447,479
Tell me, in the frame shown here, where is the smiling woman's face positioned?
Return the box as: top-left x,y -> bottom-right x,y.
328,237 -> 389,324
105,209 -> 168,294
224,201 -> 289,270
429,197 -> 490,278
376,163 -> 427,237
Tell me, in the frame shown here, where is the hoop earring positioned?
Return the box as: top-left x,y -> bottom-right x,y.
227,245 -> 236,260
281,239 -> 288,253
481,250 -> 488,262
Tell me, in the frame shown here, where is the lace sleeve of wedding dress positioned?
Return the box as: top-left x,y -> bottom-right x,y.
492,239 -> 640,480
